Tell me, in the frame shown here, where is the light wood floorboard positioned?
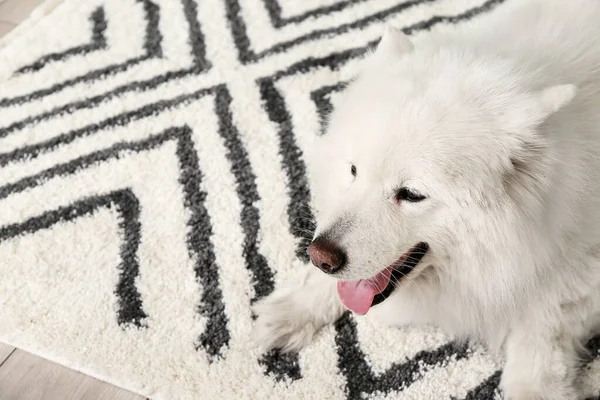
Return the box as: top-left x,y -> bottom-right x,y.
0,0 -> 43,27
0,349 -> 146,400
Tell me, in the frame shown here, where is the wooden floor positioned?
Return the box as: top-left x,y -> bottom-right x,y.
0,0 -> 146,399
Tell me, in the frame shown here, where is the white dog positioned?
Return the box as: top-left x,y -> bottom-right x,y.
253,1 -> 600,399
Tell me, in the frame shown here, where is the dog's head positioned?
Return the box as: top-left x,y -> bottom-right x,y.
308,27 -> 576,315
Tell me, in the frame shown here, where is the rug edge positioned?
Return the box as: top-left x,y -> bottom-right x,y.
0,0 -> 67,51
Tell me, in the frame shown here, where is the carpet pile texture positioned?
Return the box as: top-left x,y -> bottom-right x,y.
1,0 -> 599,398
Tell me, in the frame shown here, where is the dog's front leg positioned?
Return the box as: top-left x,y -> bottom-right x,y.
252,266 -> 345,353
500,318 -> 581,400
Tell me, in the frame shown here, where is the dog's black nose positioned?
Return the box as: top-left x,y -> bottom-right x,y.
307,237 -> 346,274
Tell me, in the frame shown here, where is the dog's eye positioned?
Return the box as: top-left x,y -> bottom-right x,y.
395,187 -> 426,203
351,164 -> 357,177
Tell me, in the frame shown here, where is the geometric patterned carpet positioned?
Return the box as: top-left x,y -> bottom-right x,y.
1,0 -> 599,398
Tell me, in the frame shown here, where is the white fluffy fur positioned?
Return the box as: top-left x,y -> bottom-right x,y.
253,1 -> 600,399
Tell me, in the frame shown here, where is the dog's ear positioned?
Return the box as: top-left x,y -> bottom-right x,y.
534,84 -> 577,116
524,84 -> 577,127
503,84 -> 576,135
502,85 -> 575,203
374,26 -> 414,59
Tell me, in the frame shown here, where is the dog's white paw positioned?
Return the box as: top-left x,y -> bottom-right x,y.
252,292 -> 320,353
252,268 -> 344,353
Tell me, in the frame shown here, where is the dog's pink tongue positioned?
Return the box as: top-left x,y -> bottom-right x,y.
337,268 -> 392,315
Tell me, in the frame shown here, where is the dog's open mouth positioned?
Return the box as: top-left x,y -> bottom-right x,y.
336,242 -> 429,315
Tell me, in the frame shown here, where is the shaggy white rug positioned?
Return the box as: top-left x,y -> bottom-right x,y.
1,0 -> 600,399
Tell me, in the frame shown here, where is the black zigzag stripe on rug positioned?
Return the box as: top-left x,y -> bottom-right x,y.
214,88 -> 275,304
259,79 -> 314,263
462,370 -> 501,400
0,189 -> 148,327
311,81 -> 347,134
16,6 -> 108,74
335,312 -> 471,398
1,0 -> 165,107
262,0 -> 370,27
